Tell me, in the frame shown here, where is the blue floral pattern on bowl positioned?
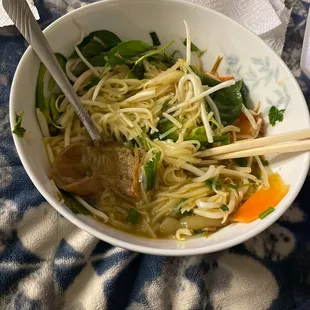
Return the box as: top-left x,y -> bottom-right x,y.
225,54 -> 290,116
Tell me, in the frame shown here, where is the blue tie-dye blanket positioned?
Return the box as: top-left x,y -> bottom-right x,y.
1,1 -> 310,309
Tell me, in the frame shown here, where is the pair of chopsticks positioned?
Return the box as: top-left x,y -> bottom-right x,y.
198,128 -> 310,160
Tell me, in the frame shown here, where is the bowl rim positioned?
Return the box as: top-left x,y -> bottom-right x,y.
9,0 -> 310,256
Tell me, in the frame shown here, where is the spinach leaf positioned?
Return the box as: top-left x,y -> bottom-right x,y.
127,208 -> 141,224
13,112 -> 26,137
88,40 -> 154,67
84,76 -> 101,90
191,66 -> 244,125
212,80 -> 244,125
150,31 -> 161,46
86,54 -> 107,66
144,151 -> 161,191
135,133 -> 153,151
157,120 -> 179,141
86,30 -> 121,49
49,94 -> 62,123
36,63 -> 48,115
49,53 -> 67,91
36,63 -> 58,136
108,40 -> 153,59
106,55 -> 126,67
36,56 -> 65,136
128,63 -> 145,79
184,126 -> 230,146
191,66 -> 220,87
129,40 -> 174,79
88,54 -> 126,67
70,30 -> 121,59
150,52 -> 177,67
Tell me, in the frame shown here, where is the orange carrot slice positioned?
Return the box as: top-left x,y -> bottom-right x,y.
232,173 -> 290,223
218,75 -> 235,82
234,113 -> 253,136
211,56 -> 223,75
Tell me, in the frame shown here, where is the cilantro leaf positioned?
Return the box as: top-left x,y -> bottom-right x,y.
127,208 -> 141,224
268,106 -> 285,126
13,112 -> 26,137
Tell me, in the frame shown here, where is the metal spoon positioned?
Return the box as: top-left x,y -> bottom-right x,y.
3,0 -> 101,141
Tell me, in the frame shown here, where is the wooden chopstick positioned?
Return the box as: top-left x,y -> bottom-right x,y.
198,128 -> 310,158
210,139 -> 310,160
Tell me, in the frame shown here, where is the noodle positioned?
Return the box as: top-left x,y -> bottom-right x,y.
39,24 -> 277,241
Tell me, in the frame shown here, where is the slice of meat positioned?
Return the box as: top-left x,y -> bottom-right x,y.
50,141 -> 138,199
50,142 -> 102,197
92,143 -> 137,199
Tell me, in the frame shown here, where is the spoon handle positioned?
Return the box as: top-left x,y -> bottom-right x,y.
3,0 -> 101,141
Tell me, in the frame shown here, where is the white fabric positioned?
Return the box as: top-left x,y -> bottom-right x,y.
188,0 -> 291,55
0,0 -> 290,55
0,0 -> 40,27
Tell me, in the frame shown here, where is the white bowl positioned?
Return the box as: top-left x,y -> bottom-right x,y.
10,0 -> 310,256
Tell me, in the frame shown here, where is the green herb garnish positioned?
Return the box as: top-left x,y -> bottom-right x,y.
183,39 -> 200,52
13,112 -> 26,137
260,156 -> 269,166
61,191 -> 91,216
203,232 -> 209,237
191,66 -> 220,87
193,229 -> 204,234
191,67 -> 244,125
36,53 -> 67,136
157,120 -> 179,141
235,157 -> 248,167
220,204 -> 229,211
181,210 -> 193,216
227,183 -> 255,189
150,31 -> 161,46
175,199 -> 193,218
193,229 -> 209,237
48,53 -> 67,91
268,106 -> 285,127
227,184 -> 239,189
258,207 -> 275,219
84,76 -> 101,90
144,151 -> 161,191
205,178 -> 222,190
129,40 -> 174,79
70,30 -> 121,60
184,126 -> 231,147
212,80 -> 244,125
127,208 -> 141,224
